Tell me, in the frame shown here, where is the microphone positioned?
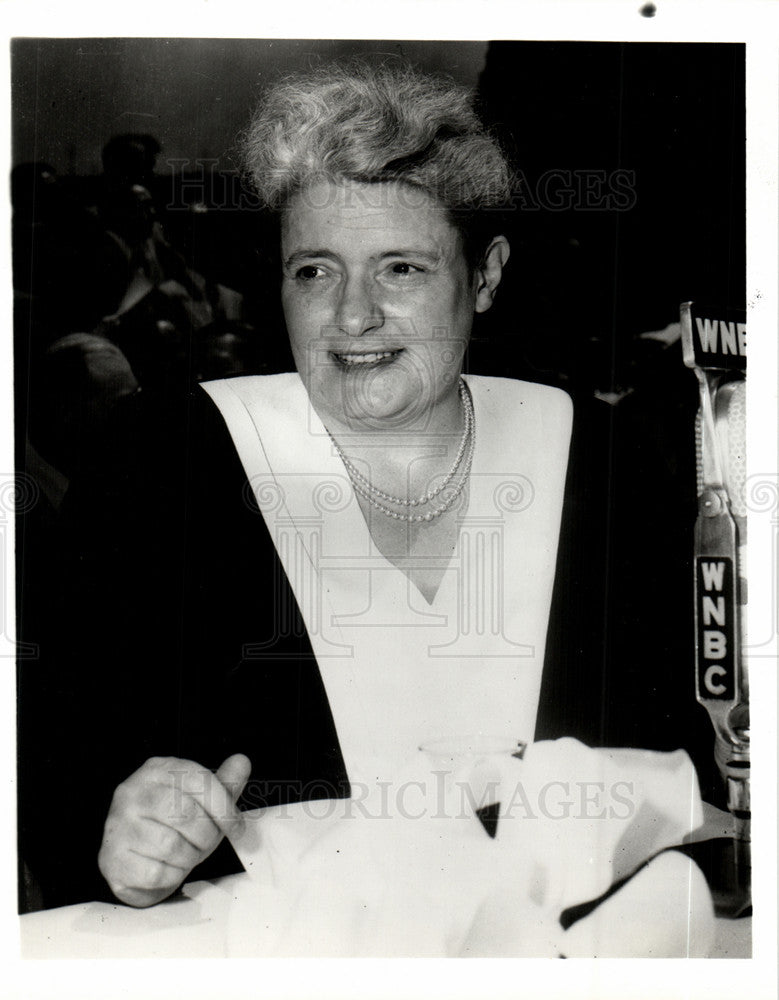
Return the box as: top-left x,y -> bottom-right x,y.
681,301 -> 750,917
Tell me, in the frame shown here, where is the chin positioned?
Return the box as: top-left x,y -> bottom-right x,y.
341,392 -> 425,430
328,368 -> 433,430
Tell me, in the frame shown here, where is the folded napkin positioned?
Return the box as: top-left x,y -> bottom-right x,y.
224,738 -> 715,957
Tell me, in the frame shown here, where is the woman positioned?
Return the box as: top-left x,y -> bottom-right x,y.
94,58 -> 568,902
89,62 -> 711,954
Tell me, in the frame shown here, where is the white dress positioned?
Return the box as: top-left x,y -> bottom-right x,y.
201,373 -> 572,788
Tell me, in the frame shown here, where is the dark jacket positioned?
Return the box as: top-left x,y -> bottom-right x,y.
17,379 -> 719,911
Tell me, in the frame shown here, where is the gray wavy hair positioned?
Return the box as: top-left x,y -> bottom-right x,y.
239,60 -> 514,265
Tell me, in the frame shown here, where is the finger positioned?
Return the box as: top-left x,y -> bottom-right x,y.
137,784 -> 223,854
110,852 -> 187,906
145,757 -> 245,840
111,885 -> 178,909
131,816 -> 207,873
128,847 -> 188,875
216,754 -> 252,801
110,770 -> 220,856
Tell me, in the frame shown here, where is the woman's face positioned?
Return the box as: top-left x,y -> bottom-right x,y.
280,179 -> 484,432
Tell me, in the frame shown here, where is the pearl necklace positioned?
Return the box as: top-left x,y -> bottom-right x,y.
328,380 -> 474,524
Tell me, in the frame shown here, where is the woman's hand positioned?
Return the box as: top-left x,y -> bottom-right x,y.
98,754 -> 251,908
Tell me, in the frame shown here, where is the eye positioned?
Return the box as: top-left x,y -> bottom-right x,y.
389,262 -> 424,276
295,264 -> 327,281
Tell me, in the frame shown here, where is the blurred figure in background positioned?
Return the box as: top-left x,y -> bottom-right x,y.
16,132 -> 257,492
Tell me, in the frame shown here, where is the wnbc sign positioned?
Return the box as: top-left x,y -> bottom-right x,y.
682,302 -> 747,374
695,556 -> 736,700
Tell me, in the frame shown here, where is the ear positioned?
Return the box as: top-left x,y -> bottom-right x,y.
474,236 -> 511,314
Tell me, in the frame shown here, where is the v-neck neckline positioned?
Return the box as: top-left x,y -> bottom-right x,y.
320,392 -> 477,610
202,371 -> 572,785
354,509 -> 465,607
250,373 -> 478,610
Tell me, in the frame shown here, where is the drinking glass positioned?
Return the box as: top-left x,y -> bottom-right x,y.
418,734 -> 526,835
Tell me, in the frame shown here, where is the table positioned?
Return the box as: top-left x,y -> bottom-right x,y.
19,871 -> 752,959
19,794 -> 753,959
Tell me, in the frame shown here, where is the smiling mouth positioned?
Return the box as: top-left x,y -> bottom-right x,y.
331,348 -> 404,368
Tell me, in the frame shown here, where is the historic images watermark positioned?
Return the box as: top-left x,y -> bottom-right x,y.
164,160 -> 638,214
168,769 -> 638,824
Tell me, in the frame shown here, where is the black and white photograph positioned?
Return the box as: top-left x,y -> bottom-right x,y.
3,4 -> 777,998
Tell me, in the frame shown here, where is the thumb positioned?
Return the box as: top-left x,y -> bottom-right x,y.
216,753 -> 252,802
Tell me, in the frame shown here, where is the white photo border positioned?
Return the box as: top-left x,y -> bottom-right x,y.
1,3 -> 776,999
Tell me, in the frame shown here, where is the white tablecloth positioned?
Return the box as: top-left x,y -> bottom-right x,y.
20,798 -> 750,960
18,868 -> 751,960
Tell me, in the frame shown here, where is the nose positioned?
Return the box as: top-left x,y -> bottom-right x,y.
335,275 -> 385,338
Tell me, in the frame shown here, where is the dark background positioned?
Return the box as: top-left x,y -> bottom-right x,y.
12,39 -> 745,396
13,39 -> 745,911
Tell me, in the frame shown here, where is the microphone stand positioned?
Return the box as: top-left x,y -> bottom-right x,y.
682,301 -> 751,919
